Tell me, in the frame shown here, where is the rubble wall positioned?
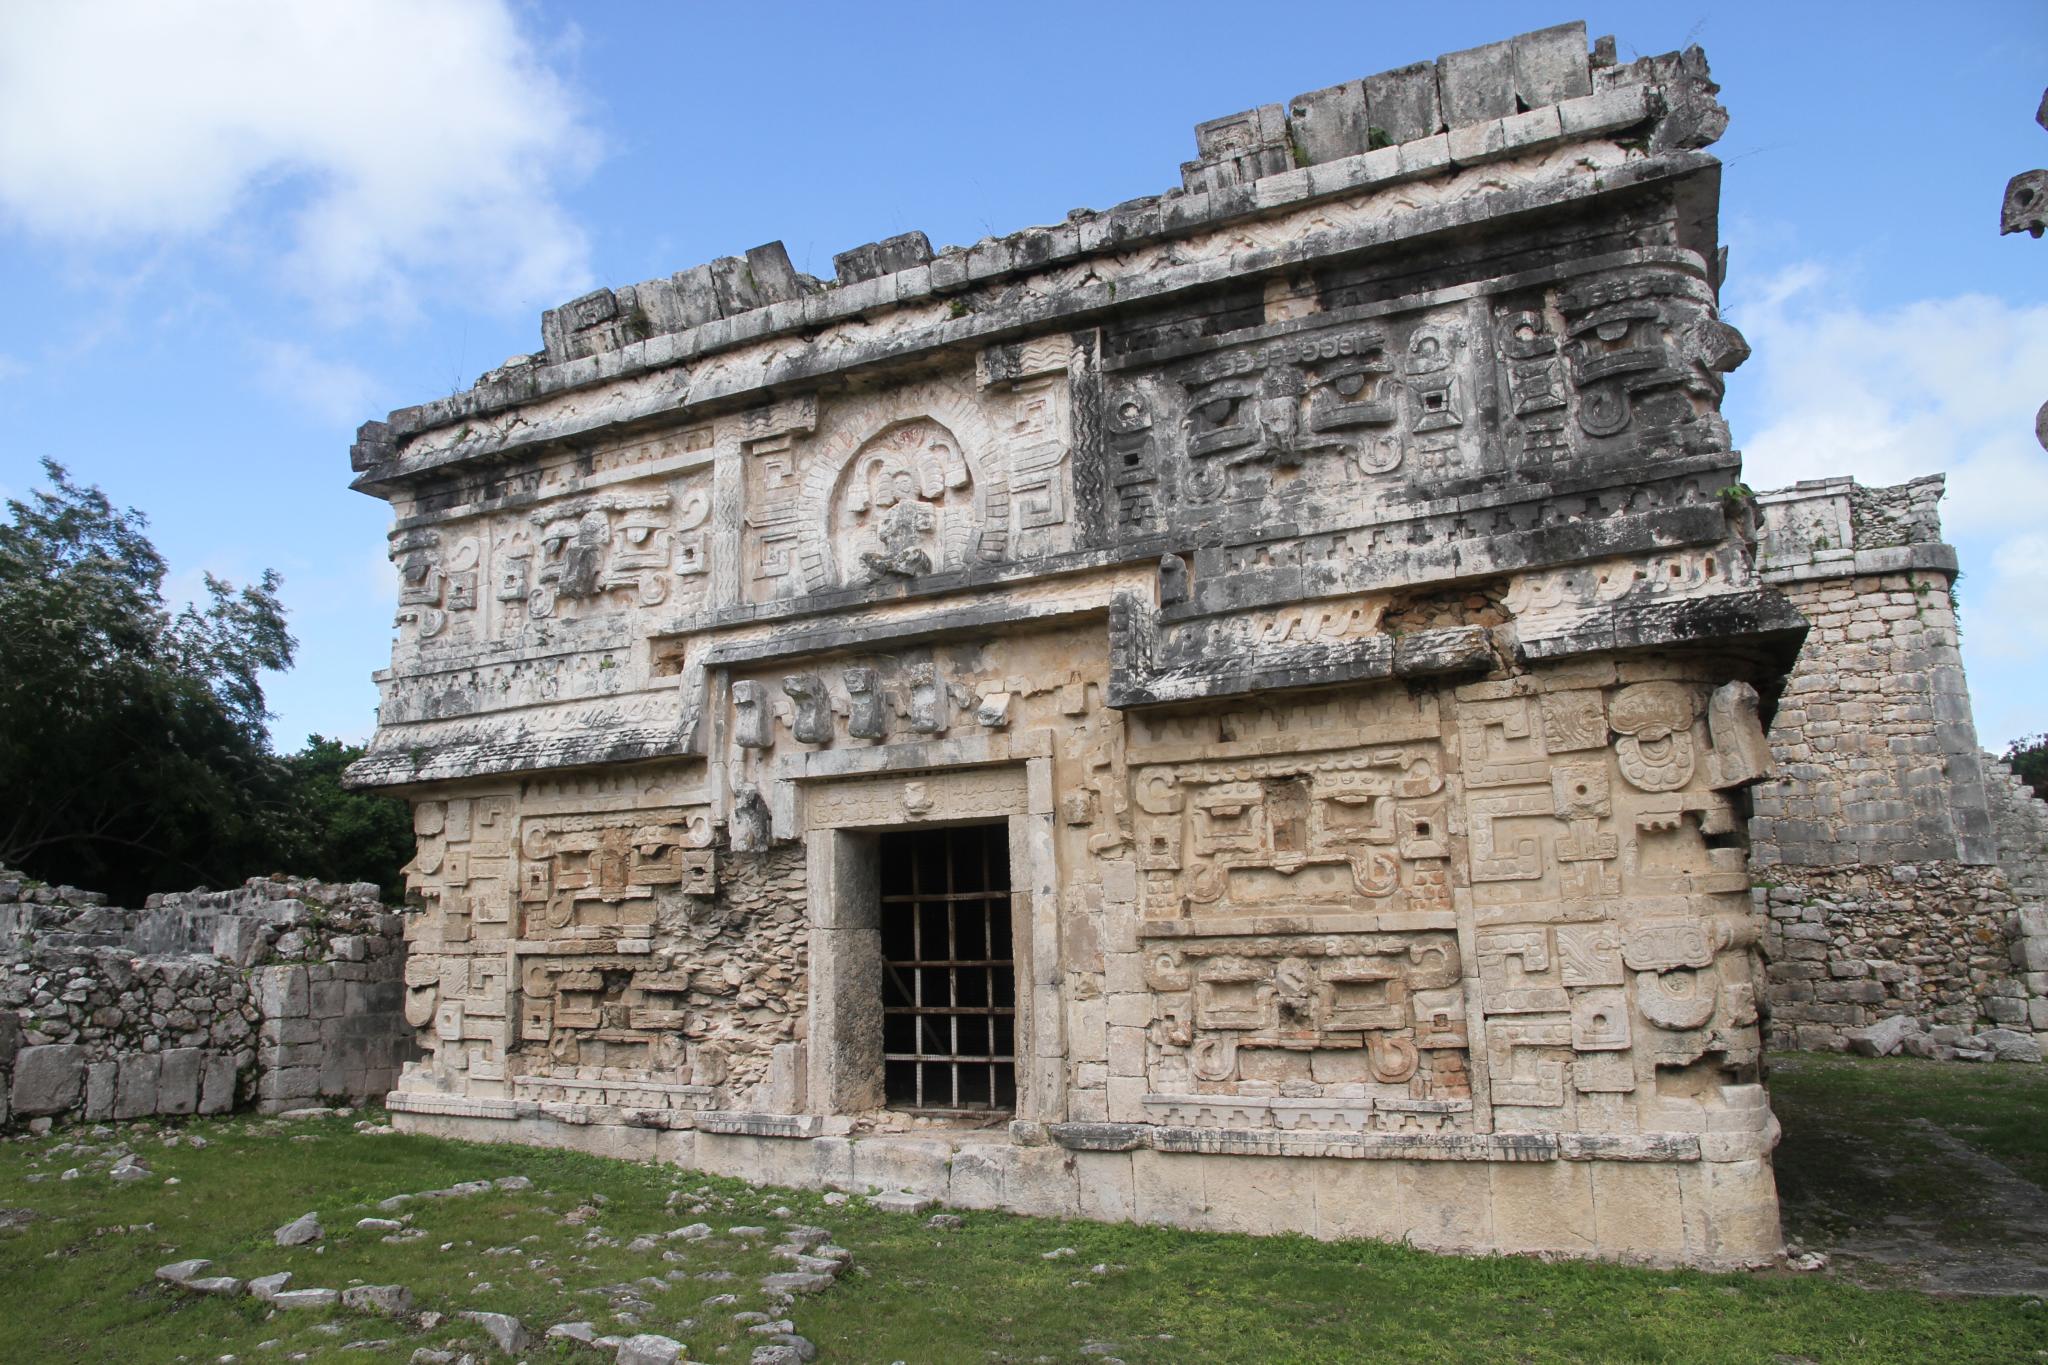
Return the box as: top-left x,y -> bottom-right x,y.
344,24 -> 1806,1268
0,873 -> 415,1126
1749,477 -> 2048,1058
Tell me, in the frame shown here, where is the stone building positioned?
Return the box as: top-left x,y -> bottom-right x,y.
345,24 -> 1803,1266
1749,476 -> 2048,1056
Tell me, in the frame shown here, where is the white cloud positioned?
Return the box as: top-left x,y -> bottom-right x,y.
1728,266 -> 2048,746
1978,532 -> 2048,663
252,340 -> 378,426
0,1 -> 597,318
1729,273 -> 2048,536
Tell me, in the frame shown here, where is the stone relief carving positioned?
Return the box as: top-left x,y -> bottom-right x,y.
516,809 -> 711,940
392,528 -> 481,641
837,419 -> 975,582
1608,682 -> 1697,793
403,795 -> 517,948
1170,319 -> 1412,504
1449,678 -> 1763,1118
738,380 -> 1077,601
1131,743 -> 1450,923
1557,269 -> 1747,451
1142,929 -> 1471,1130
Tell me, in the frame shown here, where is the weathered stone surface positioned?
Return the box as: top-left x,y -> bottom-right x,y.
184,1276 -> 245,1296
11,1044 -> 86,1116
616,1334 -> 685,1365
270,1288 -> 341,1309
341,1284 -> 414,1315
1,872 -> 411,1132
1846,1015 -> 1916,1058
865,1192 -> 935,1215
459,1311 -> 529,1355
249,1272 -> 293,1301
274,1211 -> 323,1247
1752,477 -> 2048,1055
759,1272 -> 836,1296
2002,170 -> 2047,238
155,1258 -> 212,1286
345,24 -> 1801,1271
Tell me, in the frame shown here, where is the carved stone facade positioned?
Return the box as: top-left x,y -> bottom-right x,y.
347,25 -> 1802,1267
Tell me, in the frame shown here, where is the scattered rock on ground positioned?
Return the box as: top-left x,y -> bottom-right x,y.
186,1276 -> 245,1296
249,1272 -> 292,1301
458,1310 -> 528,1355
1846,1015 -> 1918,1057
615,1334 -> 685,1365
865,1191 -> 934,1214
759,1272 -> 835,1295
274,1211 -> 322,1246
340,1284 -> 413,1315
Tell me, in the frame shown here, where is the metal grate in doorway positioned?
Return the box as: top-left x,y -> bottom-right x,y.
879,822 -> 1017,1115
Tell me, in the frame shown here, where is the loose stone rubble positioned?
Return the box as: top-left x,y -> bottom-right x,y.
1749,478 -> 2048,1055
0,873 -> 416,1127
147,1169 -> 846,1364
345,24 -> 1802,1267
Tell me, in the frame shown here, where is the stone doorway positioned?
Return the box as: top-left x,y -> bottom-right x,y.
879,822 -> 1018,1115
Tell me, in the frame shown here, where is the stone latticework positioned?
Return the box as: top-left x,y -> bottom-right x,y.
345,25 -> 1804,1267
1749,477 -> 2048,1058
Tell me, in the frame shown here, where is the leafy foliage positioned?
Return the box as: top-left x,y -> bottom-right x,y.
263,735 -> 415,897
2003,732 -> 2048,802
0,460 -> 407,901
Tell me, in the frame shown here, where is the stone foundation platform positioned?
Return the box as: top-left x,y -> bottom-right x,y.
389,1098 -> 1782,1269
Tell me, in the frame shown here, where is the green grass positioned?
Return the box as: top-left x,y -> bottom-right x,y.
1771,1053 -> 2048,1257
0,1077 -> 2039,1364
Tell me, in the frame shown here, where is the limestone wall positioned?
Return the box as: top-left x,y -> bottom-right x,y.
1749,477 -> 2048,1057
0,872 -> 415,1128
344,25 -> 1804,1268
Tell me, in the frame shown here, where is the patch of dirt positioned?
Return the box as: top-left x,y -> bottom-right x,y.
1813,1119 -> 2048,1297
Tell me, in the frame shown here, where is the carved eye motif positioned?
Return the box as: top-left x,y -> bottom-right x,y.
1306,349 -> 1396,436
1183,378 -> 1260,459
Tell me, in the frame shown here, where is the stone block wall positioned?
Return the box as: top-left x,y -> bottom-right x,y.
0,872 -> 415,1128
1756,865 -> 2041,1058
1749,477 -> 2048,1057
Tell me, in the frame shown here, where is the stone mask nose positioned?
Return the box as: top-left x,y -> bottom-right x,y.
1258,395 -> 1299,452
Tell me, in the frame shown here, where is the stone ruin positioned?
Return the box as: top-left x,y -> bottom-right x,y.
1749,476 -> 2048,1060
0,871 -> 414,1128
344,23 -> 1802,1266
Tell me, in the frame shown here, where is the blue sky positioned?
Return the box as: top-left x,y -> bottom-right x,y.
1,1 -> 2044,750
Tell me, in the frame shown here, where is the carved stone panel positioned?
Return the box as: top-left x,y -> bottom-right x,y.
1129,742 -> 1451,926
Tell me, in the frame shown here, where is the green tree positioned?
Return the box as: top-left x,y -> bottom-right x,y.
2005,733 -> 2048,802
0,459 -> 301,901
263,735 -> 415,898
